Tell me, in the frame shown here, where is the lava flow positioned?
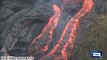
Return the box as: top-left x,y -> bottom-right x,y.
31,5 -> 61,44
30,0 -> 94,60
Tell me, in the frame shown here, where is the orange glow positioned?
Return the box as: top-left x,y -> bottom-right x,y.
61,42 -> 69,60
31,0 -> 94,60
31,4 -> 61,44
30,4 -> 61,56
68,0 -> 94,49
62,0 -> 94,59
42,45 -> 48,52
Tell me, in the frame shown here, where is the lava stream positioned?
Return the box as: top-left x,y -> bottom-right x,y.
31,4 -> 61,44
30,0 -> 94,60
62,0 -> 94,59
39,0 -> 94,60
30,5 -> 61,56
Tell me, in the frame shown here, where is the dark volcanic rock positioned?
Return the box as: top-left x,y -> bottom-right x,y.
0,0 -> 107,60
94,0 -> 107,15
0,0 -> 53,56
63,0 -> 83,15
0,7 -> 14,22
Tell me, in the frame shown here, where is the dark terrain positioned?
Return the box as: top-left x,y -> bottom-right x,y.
0,0 -> 107,60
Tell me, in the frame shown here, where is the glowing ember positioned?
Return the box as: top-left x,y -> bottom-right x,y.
30,0 -> 94,60
42,45 -> 48,52
61,42 -> 69,60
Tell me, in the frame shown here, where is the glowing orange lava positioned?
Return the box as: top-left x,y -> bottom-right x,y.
31,4 -> 61,45
31,0 -> 94,60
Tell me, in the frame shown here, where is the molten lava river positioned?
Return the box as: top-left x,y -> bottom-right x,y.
29,0 -> 94,60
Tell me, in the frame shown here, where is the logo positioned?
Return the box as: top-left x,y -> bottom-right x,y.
91,51 -> 102,59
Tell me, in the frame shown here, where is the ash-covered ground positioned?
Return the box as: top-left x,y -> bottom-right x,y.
0,0 -> 107,60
